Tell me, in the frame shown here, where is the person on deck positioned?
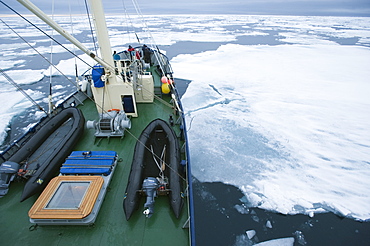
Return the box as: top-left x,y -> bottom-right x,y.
128,45 -> 135,60
113,51 -> 120,60
142,44 -> 152,64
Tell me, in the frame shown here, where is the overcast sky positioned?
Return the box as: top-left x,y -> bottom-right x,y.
1,0 -> 370,16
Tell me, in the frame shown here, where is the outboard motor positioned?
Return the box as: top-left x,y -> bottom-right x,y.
142,177 -> 159,218
86,109 -> 131,138
0,161 -> 20,197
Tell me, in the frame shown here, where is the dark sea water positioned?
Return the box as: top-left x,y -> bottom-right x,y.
193,181 -> 370,246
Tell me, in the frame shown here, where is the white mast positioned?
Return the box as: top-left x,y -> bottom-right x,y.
88,0 -> 117,85
17,0 -> 138,116
17,0 -> 114,75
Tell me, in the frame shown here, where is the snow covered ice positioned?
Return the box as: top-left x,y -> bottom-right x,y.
173,42 -> 370,221
171,16 -> 370,221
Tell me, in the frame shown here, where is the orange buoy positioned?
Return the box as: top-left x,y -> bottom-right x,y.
161,76 -> 168,84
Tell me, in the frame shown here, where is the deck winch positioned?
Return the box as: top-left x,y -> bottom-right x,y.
86,109 -> 131,138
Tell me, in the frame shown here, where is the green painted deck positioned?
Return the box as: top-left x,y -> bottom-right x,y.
0,94 -> 190,245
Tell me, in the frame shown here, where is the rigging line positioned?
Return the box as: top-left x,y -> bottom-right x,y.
121,50 -> 178,111
101,82 -> 106,118
106,50 -> 177,113
128,66 -> 174,110
0,18 -> 108,115
2,9 -> 175,119
0,18 -> 78,89
3,19 -> 176,120
117,72 -> 176,114
48,0 -> 55,115
124,128 -> 187,183
129,72 -> 176,111
152,45 -> 169,76
153,93 -> 176,110
68,0 -> 79,88
138,74 -> 181,112
4,2 -> 165,116
150,145 -> 164,177
135,33 -> 141,44
131,0 -> 166,75
0,68 -> 47,115
0,0 -> 93,69
121,0 -> 132,44
84,0 -> 98,54
121,0 -> 141,44
1,26 -> 112,121
146,87 -> 179,114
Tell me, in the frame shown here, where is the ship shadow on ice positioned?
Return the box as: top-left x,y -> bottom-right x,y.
193,180 -> 370,246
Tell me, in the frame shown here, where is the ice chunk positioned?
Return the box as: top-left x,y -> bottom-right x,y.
233,234 -> 253,246
266,220 -> 273,229
250,210 -> 260,223
246,230 -> 256,239
308,211 -> 314,218
234,204 -> 249,214
254,237 -> 295,246
239,196 -> 249,204
293,231 -> 307,245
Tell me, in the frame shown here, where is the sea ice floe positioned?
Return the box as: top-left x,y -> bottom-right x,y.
173,43 -> 370,221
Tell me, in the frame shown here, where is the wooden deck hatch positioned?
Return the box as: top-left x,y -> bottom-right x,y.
29,176 -> 104,219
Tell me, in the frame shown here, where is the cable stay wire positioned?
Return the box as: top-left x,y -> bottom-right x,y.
1,16 -> 174,122
123,127 -> 187,183
0,68 -> 47,115
0,18 -> 110,117
2,0 -> 178,115
121,0 -> 133,44
1,0 -> 189,183
131,0 -> 168,76
0,18 -> 79,89
68,0 -> 80,89
47,0 -> 56,114
0,0 -> 93,70
2,0 -> 180,115
84,0 -> 98,54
